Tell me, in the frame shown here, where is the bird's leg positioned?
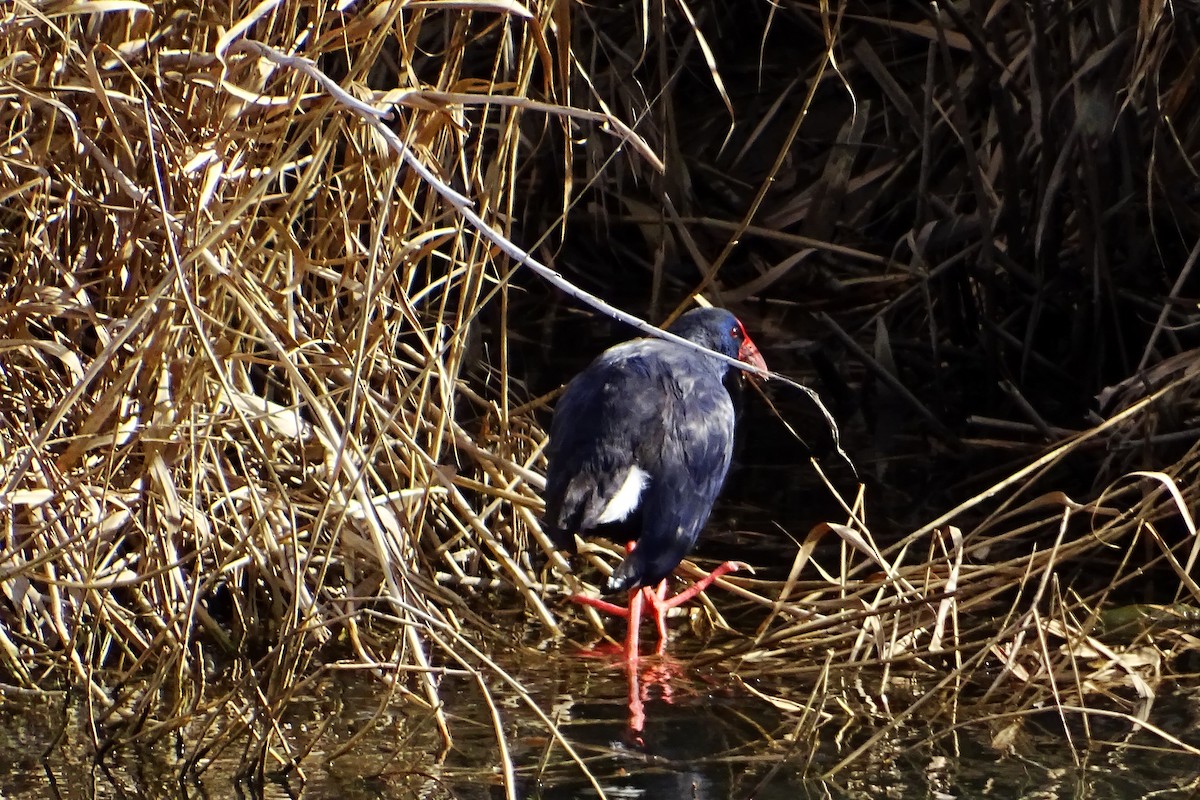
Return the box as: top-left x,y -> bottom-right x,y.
570,559 -> 748,660
565,540 -> 641,617
645,581 -> 670,655
659,560 -> 747,609
566,542 -> 651,662
624,585 -> 644,665
568,594 -> 630,617
566,544 -> 745,662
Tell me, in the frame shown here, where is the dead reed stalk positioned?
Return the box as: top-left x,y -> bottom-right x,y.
1,0 -> 1199,781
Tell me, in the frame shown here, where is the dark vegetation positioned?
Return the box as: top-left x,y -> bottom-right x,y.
1,0 -> 1199,788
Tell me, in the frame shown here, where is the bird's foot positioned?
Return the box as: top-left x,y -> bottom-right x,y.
658,560 -> 749,609
567,586 -> 654,662
568,593 -> 631,618
567,562 -> 747,661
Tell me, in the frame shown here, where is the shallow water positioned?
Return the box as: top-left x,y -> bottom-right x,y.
5,632 -> 1200,800
4,306 -> 1195,798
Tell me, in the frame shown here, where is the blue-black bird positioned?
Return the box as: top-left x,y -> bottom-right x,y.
543,307 -> 767,660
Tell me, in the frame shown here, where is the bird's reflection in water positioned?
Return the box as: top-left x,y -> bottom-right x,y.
573,639 -> 687,745
623,649 -> 684,745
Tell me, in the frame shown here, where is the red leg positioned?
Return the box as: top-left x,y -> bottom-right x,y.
565,545 -> 745,661
568,593 -> 630,618
646,582 -> 670,655
624,585 -> 643,664
637,561 -> 746,654
564,541 -> 650,661
659,560 -> 746,609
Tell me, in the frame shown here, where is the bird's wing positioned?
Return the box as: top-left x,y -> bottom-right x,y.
605,367 -> 736,591
542,344 -> 671,549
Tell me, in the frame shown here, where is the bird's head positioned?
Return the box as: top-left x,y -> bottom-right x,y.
668,308 -> 768,376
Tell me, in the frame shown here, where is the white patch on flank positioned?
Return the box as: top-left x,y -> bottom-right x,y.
596,466 -> 650,524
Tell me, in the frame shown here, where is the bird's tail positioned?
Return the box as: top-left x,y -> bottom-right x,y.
604,535 -> 692,594
603,562 -> 641,594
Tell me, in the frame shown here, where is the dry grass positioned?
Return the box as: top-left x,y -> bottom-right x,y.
0,0 -> 587,775
2,0 -> 1200,789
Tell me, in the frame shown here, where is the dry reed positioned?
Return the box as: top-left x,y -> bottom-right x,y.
1,0 -> 1199,788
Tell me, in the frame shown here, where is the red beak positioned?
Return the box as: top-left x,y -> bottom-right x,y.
738,336 -> 768,375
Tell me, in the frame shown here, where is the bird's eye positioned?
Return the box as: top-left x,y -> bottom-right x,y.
730,325 -> 743,340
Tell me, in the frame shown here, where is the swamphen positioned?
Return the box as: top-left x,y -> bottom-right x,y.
543,307 -> 767,661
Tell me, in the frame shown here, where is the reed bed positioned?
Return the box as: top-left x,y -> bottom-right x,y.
1,0 -> 1199,787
